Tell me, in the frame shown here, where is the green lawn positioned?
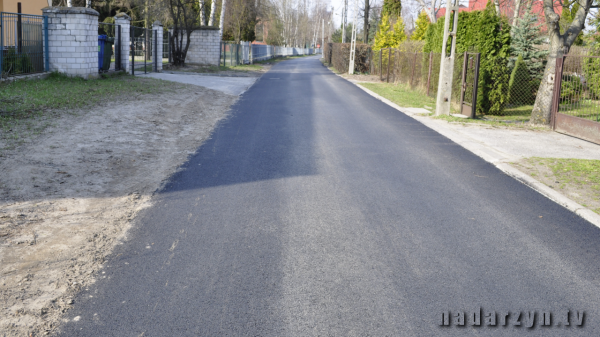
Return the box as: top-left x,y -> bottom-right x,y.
360,82 -> 436,110
0,72 -> 182,150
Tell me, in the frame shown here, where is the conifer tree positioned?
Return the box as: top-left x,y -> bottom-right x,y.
411,11 -> 429,41
382,0 -> 402,21
510,7 -> 548,81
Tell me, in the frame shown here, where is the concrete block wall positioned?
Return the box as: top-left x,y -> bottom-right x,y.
153,21 -> 163,72
42,7 -> 99,79
185,27 -> 220,65
115,13 -> 131,74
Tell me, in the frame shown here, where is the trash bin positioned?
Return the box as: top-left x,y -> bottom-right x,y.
98,35 -> 107,70
102,37 -> 114,72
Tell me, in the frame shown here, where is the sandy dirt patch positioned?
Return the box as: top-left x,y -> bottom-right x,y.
0,84 -> 237,336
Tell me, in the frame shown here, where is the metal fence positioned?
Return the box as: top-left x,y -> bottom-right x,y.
130,26 -> 155,74
557,55 -> 600,122
252,44 -> 275,62
372,49 -> 442,98
0,12 -> 48,77
221,42 -> 319,66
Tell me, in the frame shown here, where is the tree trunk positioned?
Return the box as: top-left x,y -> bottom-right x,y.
200,0 -> 206,25
530,0 -> 589,125
363,0 -> 369,43
219,0 -> 227,39
530,39 -> 562,124
209,0 -> 217,26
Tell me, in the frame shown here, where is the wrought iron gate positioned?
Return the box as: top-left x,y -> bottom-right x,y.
130,26 -> 157,75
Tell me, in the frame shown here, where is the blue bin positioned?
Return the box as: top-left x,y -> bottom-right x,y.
98,35 -> 107,70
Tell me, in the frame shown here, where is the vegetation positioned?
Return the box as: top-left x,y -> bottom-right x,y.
508,56 -> 533,105
0,72 -> 181,148
411,11 -> 429,41
424,2 -> 511,115
517,158 -> 600,214
360,82 -> 435,109
373,14 -> 407,50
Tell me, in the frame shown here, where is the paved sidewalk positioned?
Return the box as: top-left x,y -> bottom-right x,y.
138,72 -> 258,96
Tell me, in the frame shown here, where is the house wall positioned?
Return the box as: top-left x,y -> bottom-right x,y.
1,0 -> 48,15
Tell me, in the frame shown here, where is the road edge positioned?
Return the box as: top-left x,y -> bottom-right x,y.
352,82 -> 600,229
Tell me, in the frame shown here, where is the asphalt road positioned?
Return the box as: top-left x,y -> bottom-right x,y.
57,57 -> 600,336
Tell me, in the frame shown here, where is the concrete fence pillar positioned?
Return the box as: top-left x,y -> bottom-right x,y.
152,21 -> 163,72
114,13 -> 131,74
42,6 -> 99,79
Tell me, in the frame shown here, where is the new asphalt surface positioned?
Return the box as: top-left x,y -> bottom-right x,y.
56,56 -> 600,336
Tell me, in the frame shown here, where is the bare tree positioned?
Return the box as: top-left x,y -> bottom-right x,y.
168,0 -> 202,65
412,0 -> 441,23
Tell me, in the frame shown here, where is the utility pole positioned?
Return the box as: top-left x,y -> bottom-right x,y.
322,19 -> 324,51
363,0 -> 369,44
342,0 -> 348,43
348,0 -> 358,74
435,0 -> 460,116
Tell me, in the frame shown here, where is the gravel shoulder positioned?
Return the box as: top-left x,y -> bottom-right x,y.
0,81 -> 237,336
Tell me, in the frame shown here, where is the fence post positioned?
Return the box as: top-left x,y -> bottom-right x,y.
379,49 -> 382,81
0,13 -> 3,76
131,27 -> 134,75
410,52 -> 418,87
387,48 -> 391,83
471,53 -> 481,118
459,51 -> 468,112
115,12 -> 131,74
152,21 -> 163,72
43,15 -> 49,72
427,52 -> 433,96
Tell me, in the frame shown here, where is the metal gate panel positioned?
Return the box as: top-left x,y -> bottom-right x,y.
551,55 -> 600,145
458,52 -> 480,118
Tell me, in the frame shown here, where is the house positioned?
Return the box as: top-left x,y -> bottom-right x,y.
0,0 -> 48,15
435,0 -> 555,24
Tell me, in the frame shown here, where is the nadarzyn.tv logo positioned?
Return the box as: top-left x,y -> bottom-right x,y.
439,308 -> 584,328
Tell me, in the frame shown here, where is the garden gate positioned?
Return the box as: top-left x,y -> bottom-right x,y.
458,52 -> 481,118
130,26 -> 157,75
551,55 -> 600,145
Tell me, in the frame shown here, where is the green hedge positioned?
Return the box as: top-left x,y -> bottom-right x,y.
424,2 -> 511,115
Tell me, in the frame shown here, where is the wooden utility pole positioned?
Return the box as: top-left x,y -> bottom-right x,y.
435,0 -> 460,116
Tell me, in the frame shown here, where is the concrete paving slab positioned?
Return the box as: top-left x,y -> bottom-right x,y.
138,72 -> 258,96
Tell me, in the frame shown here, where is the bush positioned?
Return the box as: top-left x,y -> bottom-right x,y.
331,43 -> 372,74
508,56 -> 534,105
2,48 -> 33,75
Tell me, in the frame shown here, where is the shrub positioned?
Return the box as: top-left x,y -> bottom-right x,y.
508,56 -> 534,105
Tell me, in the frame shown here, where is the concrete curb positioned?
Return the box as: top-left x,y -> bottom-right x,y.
352,82 -> 600,229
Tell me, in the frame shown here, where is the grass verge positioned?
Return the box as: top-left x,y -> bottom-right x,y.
512,157 -> 600,214
0,71 -> 183,151
360,82 -> 436,110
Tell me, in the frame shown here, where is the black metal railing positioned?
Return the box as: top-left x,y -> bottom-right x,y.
0,12 -> 48,77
